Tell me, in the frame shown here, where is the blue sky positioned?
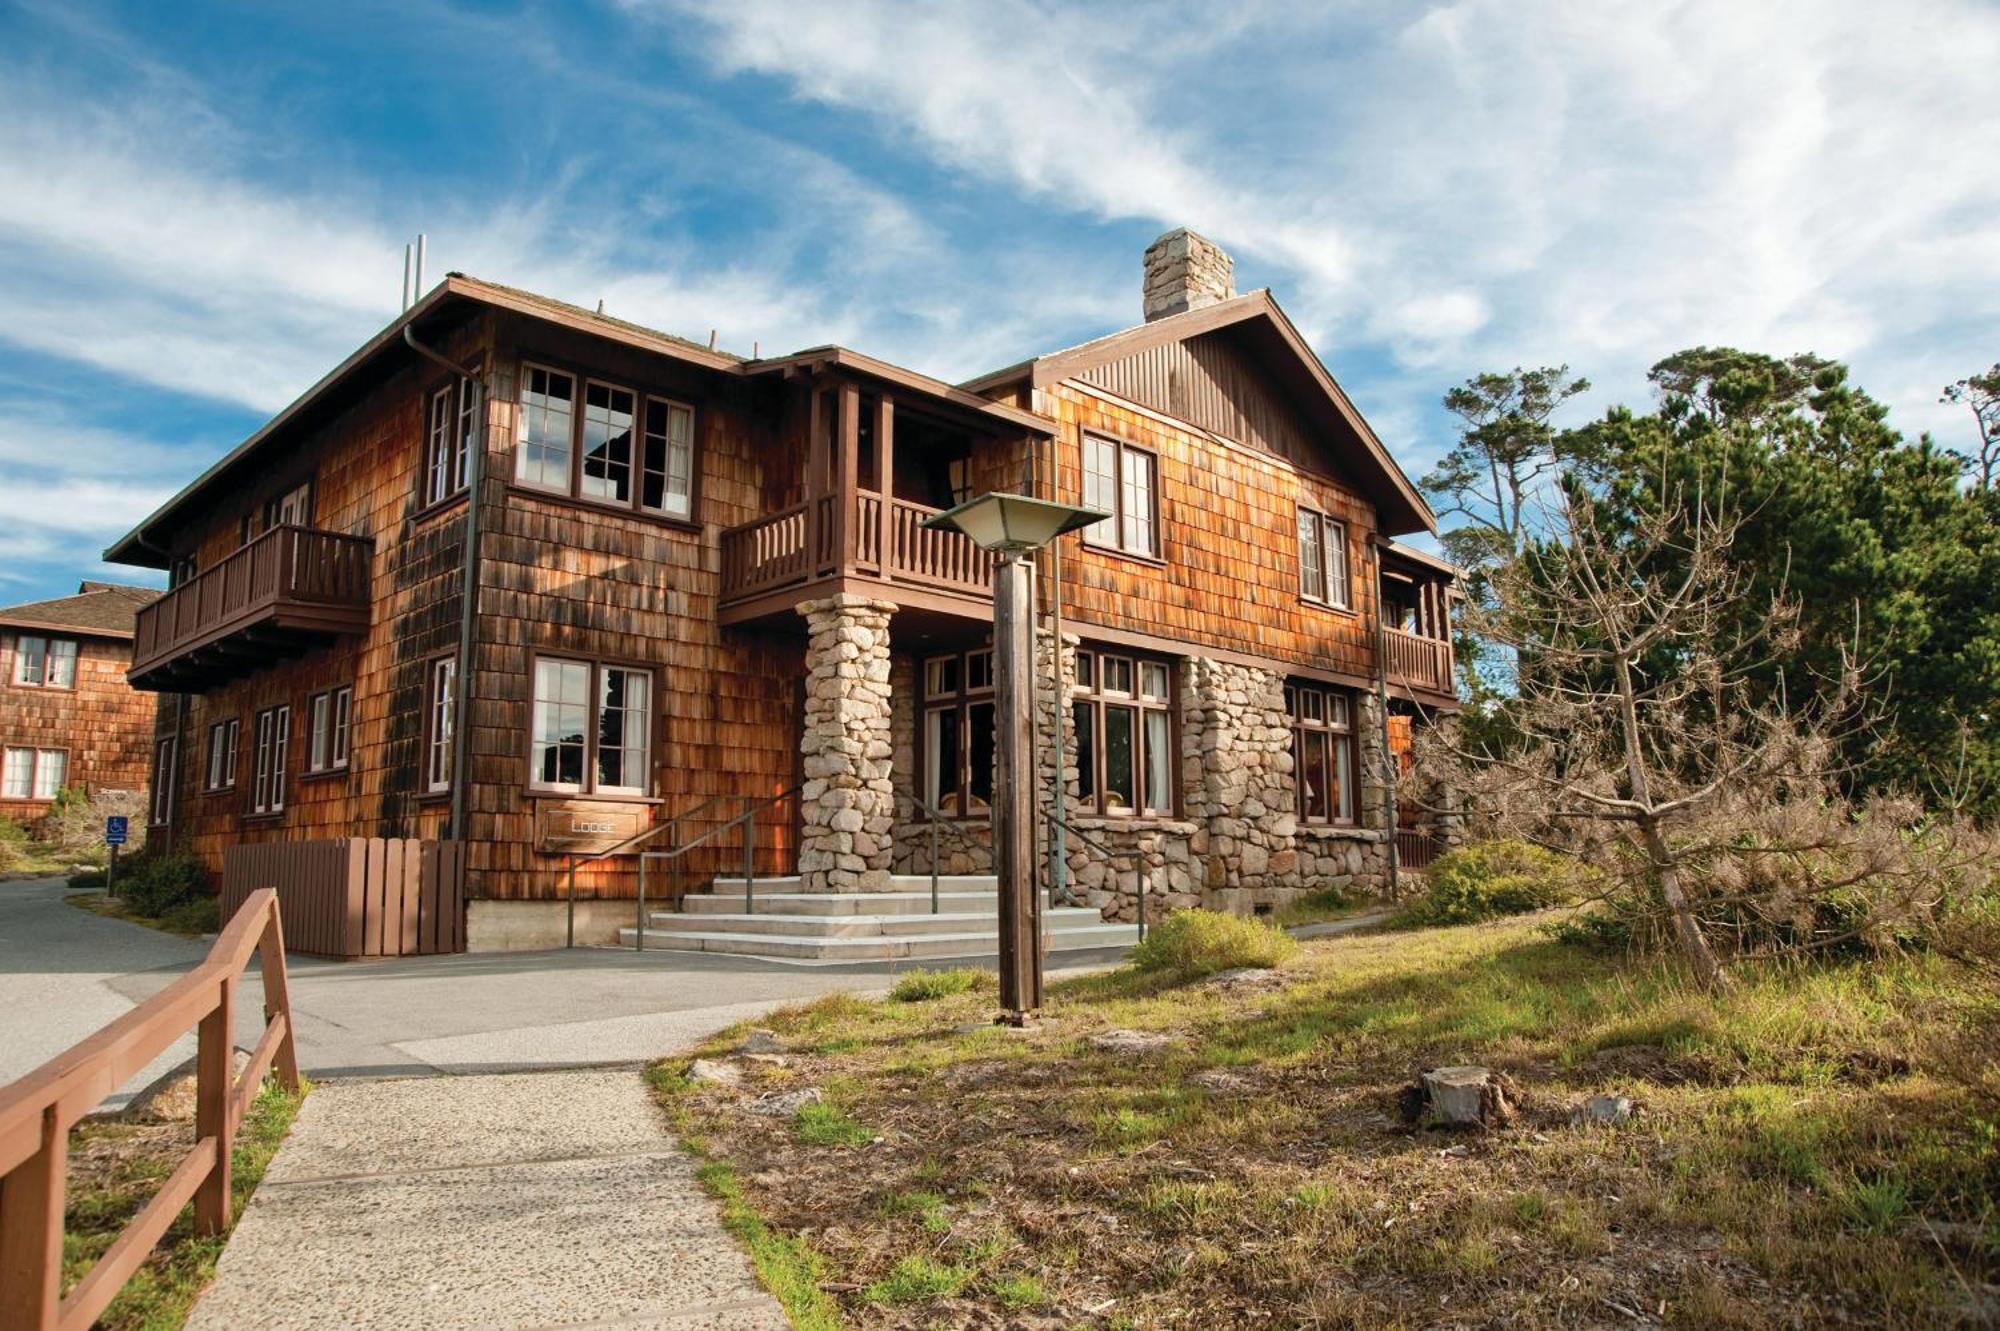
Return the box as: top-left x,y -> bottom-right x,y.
1,0 -> 1995,602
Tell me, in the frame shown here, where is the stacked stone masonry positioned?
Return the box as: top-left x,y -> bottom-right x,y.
795,595 -> 897,893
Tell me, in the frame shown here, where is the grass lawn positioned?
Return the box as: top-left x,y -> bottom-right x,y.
67,890 -> 219,938
653,914 -> 1999,1329
61,1080 -> 305,1330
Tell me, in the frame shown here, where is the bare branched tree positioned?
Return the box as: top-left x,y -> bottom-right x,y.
1941,364 -> 2000,489
1434,477 -> 1870,990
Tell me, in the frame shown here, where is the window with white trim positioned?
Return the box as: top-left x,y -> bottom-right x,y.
251,705 -> 290,815
306,686 -> 352,774
427,657 -> 456,794
424,380 -> 477,506
1288,682 -> 1357,825
529,658 -> 652,795
517,364 -> 695,519
205,718 -> 240,792
1297,508 -> 1351,609
13,635 -> 78,689
1080,434 -> 1158,557
151,737 -> 176,825
1072,649 -> 1175,816
517,366 -> 575,491
3,747 -> 66,800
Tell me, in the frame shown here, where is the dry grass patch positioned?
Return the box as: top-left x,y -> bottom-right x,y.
652,915 -> 1998,1328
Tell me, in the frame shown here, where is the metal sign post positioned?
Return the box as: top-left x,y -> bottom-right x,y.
105,816 -> 129,898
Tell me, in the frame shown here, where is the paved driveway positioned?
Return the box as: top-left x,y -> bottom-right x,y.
1,876 -> 1130,1108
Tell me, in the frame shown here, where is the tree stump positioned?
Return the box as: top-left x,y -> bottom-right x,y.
1419,1066 -> 1515,1127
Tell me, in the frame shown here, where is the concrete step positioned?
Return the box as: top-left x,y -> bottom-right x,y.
639,906 -> 1113,940
706,874 -> 998,894
614,921 -> 1142,961
681,889 -> 999,917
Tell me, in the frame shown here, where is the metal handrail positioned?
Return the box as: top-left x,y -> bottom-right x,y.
1044,811 -> 1145,938
895,781 -> 989,914
635,784 -> 803,926
564,791 -> 743,949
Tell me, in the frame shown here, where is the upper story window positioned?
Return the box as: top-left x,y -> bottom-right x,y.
1072,648 -> 1175,817
1297,507 -> 1351,610
251,704 -> 291,816
517,364 -> 696,520
425,379 -> 477,507
13,635 -> 78,689
921,648 -> 995,818
1081,434 -> 1158,558
1287,682 -> 1356,825
530,657 -> 652,796
205,718 -> 240,792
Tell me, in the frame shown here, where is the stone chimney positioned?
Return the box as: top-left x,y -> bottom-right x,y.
1142,228 -> 1235,321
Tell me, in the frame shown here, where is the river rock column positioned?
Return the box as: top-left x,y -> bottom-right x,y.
1181,657 -> 1300,902
796,594 -> 896,893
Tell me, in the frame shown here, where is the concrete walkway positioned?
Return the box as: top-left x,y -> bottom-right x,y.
188,1069 -> 788,1330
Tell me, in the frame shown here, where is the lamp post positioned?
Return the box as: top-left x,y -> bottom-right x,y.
924,493 -> 1105,1024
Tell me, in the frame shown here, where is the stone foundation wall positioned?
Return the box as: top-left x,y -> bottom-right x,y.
796,595 -> 896,892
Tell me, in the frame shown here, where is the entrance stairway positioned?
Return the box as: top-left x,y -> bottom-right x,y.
617,873 -> 1140,962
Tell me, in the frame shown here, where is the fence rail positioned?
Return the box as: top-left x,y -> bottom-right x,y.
1395,828 -> 1441,871
718,492 -> 995,605
222,839 -> 464,958
0,889 -> 299,1330
1382,626 -> 1454,695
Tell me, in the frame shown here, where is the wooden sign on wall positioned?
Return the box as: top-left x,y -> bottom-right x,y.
536,802 -> 650,855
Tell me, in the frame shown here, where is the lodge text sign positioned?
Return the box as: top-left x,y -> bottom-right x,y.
536,802 -> 649,855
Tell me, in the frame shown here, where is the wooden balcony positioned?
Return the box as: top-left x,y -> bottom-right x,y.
1381,625 -> 1455,699
130,525 -> 374,691
718,490 -> 997,622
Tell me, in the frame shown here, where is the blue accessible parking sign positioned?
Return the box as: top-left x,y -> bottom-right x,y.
105,816 -> 128,845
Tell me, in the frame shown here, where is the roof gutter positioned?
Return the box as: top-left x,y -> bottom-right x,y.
404,324 -> 485,847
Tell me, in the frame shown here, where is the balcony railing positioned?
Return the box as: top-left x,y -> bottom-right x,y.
131,524 -> 373,689
719,491 -> 995,608
1382,625 -> 1454,696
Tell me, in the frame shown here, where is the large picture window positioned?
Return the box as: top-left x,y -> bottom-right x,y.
13,635 -> 78,689
921,649 -> 994,818
1297,507 -> 1351,609
1288,682 -> 1356,825
3,746 -> 66,800
530,657 -> 652,796
517,363 -> 695,519
1072,649 -> 1174,816
251,705 -> 290,815
1081,434 -> 1158,557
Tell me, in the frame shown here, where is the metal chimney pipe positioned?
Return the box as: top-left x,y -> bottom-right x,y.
414,233 -> 427,301
402,243 -> 413,311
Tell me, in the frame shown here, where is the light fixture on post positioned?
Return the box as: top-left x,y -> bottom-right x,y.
924,493 -> 1106,1024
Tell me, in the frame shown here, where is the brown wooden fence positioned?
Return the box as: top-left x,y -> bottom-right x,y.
0,888 -> 299,1330
1395,828 -> 1442,872
221,839 -> 465,959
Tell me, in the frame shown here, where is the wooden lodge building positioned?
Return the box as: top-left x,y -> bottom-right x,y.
0,582 -> 162,822
107,229 -> 1458,951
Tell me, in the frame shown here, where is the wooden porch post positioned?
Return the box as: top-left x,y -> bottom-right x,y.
835,382 -> 860,570
993,551 -> 1043,1022
876,394 -> 895,582
805,381 -> 828,575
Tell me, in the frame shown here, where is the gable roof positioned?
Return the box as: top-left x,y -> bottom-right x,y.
106,273 -> 1054,568
962,290 -> 1436,537
0,581 -> 162,640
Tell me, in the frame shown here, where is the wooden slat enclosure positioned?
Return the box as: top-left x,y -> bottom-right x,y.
0,888 -> 299,1331
221,838 -> 463,958
717,490 -> 997,607
1381,626 -> 1453,696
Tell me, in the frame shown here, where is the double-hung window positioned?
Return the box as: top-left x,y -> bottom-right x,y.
1288,683 -> 1356,825
1080,434 -> 1158,557
13,635 -> 78,689
425,379 -> 478,506
306,686 -> 352,774
1072,650 -> 1174,816
920,649 -> 995,818
151,737 -> 176,825
530,658 -> 652,796
205,718 -> 240,792
427,658 -> 457,794
517,364 -> 695,519
3,747 -> 65,800
251,705 -> 290,815
1297,507 -> 1351,609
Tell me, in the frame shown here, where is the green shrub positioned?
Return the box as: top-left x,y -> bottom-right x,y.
119,853 -> 211,917
158,896 -> 222,935
0,816 -> 28,849
67,867 -> 107,891
1403,839 -> 1586,926
887,967 -> 992,1002
1128,908 -> 1297,980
